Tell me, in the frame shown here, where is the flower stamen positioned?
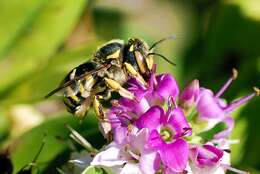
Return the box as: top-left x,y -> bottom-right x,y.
215,68 -> 238,98
221,164 -> 249,174
223,149 -> 231,153
160,128 -> 173,142
225,87 -> 258,113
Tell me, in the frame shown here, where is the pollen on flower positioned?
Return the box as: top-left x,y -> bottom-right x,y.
232,68 -> 238,80
253,86 -> 260,96
160,128 -> 173,142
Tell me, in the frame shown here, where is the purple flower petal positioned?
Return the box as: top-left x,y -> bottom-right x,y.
135,106 -> 164,131
127,77 -> 148,100
113,126 -> 127,145
190,144 -> 223,168
203,145 -> 223,163
164,167 -> 183,174
167,107 -> 192,137
197,88 -> 225,119
145,91 -> 164,106
180,79 -> 200,109
159,138 -> 189,173
155,74 -> 179,101
106,109 -> 122,129
147,130 -> 165,149
119,97 -> 150,116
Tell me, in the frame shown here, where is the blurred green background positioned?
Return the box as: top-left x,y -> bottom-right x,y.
0,0 -> 259,173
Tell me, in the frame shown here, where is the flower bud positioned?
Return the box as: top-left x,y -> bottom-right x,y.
179,79 -> 200,113
189,144 -> 224,174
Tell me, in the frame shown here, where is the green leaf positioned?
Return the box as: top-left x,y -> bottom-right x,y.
82,166 -> 104,174
82,166 -> 114,174
11,112 -> 100,173
0,0 -> 47,59
0,0 -> 87,95
198,122 -> 228,142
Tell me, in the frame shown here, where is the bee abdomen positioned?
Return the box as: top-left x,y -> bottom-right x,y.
62,61 -> 99,116
63,91 -> 85,114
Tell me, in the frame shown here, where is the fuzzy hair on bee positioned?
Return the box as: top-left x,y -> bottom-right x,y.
45,36 -> 176,120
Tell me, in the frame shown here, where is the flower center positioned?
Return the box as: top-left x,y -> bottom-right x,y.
160,127 -> 174,142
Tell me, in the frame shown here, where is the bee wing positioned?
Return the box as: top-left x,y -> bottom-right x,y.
48,81 -> 80,98
45,64 -> 110,99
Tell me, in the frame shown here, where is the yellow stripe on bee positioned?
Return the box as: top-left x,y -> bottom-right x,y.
105,78 -> 135,100
66,87 -> 80,102
93,96 -> 103,119
104,78 -> 120,90
134,51 -> 147,74
106,49 -> 121,59
124,62 -> 138,76
129,45 -> 134,52
146,55 -> 154,70
79,82 -> 85,94
71,95 -> 80,102
84,75 -> 95,89
124,62 -> 146,85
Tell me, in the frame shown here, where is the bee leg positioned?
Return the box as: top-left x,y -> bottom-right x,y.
93,95 -> 105,120
93,95 -> 112,141
124,62 -> 147,86
104,78 -> 137,101
73,96 -> 92,120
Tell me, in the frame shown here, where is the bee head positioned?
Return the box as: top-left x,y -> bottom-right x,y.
126,38 -> 153,77
127,36 -> 176,71
127,38 -> 150,55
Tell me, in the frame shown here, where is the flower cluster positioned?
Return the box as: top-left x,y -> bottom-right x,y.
90,68 -> 258,174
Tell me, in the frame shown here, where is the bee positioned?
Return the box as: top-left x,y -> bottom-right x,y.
45,36 -> 176,120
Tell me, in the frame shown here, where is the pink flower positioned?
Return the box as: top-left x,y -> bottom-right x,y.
189,144 -> 224,173
106,73 -> 180,143
196,69 -> 259,138
189,140 -> 249,174
135,105 -> 191,173
197,69 -> 258,120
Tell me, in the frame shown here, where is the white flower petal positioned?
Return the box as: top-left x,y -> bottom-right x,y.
139,150 -> 157,174
120,163 -> 143,174
129,128 -> 149,152
211,166 -> 225,174
91,143 -> 127,167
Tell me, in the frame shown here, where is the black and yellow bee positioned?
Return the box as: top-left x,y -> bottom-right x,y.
45,36 -> 175,120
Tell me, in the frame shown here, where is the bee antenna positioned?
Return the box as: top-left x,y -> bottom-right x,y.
148,52 -> 176,66
149,35 -> 176,50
